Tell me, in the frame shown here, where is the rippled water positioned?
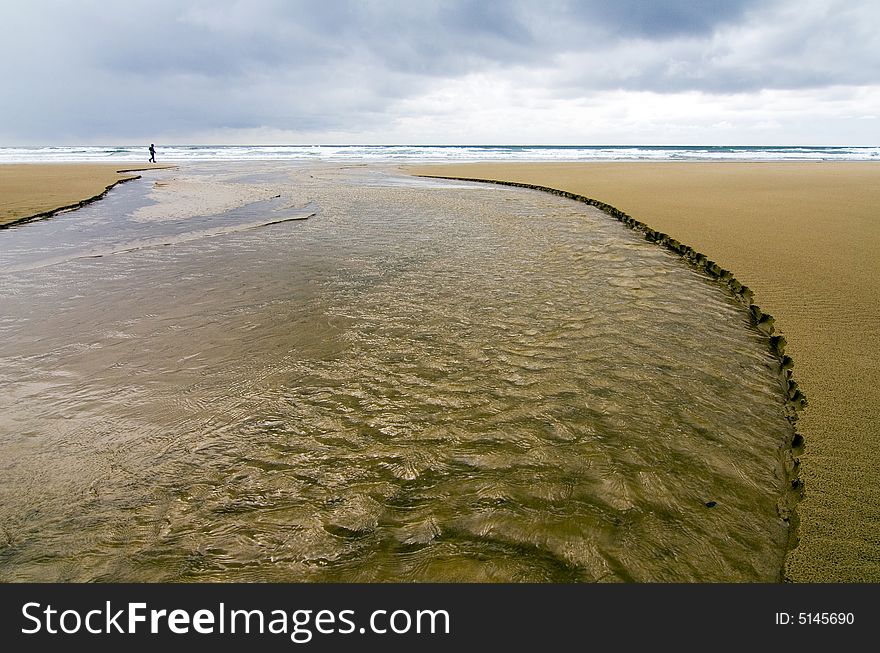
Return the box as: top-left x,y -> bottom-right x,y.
0,163 -> 793,582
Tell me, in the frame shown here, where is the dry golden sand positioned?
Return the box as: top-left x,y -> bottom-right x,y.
0,163 -> 172,227
409,161 -> 880,582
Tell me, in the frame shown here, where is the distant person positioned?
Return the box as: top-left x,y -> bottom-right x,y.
149,143 -> 156,163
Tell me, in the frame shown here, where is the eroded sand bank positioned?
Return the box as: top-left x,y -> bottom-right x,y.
0,163 -> 173,227
408,161 -> 880,582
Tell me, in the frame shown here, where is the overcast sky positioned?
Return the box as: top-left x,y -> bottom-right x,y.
1,0 -> 877,145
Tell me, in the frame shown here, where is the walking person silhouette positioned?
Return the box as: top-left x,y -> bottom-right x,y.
149,143 -> 156,163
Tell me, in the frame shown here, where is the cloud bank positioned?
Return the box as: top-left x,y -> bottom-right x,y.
1,0 -> 877,144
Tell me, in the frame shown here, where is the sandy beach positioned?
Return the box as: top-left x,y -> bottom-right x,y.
409,161 -> 880,582
0,163 -> 171,227
0,161 -> 799,582
2,160 -> 877,582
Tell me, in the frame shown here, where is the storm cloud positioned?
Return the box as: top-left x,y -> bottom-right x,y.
1,0 -> 877,144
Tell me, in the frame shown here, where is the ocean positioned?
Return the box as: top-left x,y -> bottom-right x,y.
0,144 -> 877,163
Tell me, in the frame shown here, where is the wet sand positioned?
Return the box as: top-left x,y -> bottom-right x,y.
0,162 -> 795,581
0,163 -> 173,227
3,160 -> 875,582
409,161 -> 880,582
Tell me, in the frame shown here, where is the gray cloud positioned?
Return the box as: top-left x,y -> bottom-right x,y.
0,0 -> 877,143
565,0 -> 761,38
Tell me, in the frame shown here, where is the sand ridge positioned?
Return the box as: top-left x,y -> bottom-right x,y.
132,175 -> 284,223
0,163 -> 174,228
408,161 -> 880,582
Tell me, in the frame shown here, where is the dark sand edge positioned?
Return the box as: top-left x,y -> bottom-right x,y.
417,173 -> 805,579
0,165 -> 177,230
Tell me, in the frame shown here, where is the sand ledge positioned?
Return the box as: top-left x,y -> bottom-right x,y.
417,173 -> 806,575
0,164 -> 176,229
0,175 -> 141,230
